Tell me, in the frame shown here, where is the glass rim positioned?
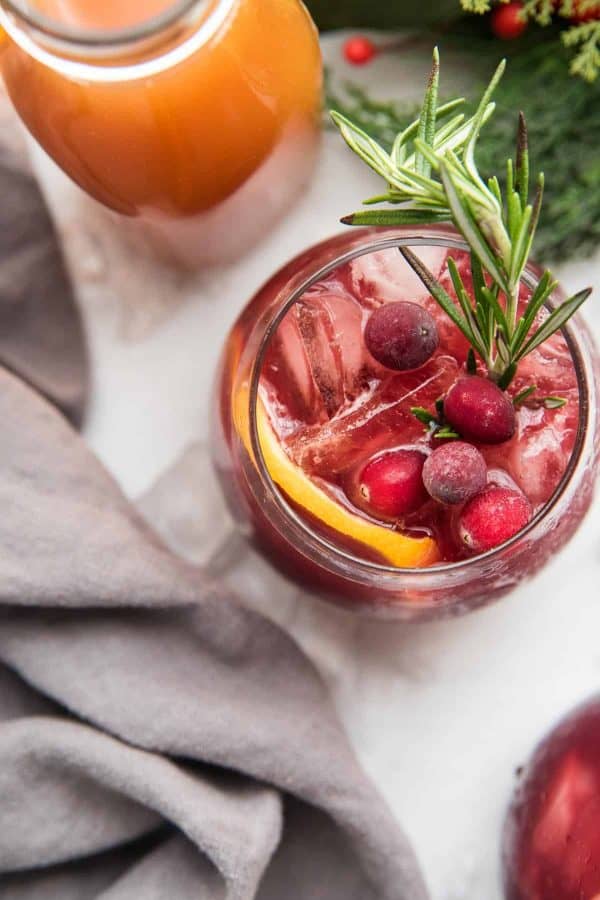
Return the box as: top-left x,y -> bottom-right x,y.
0,0 -> 202,46
0,0 -> 237,81
247,229 -> 592,579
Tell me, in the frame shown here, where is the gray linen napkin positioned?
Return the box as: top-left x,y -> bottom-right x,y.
0,134 -> 429,899
0,144 -> 88,426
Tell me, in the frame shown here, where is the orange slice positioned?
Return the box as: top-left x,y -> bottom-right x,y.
234,384 -> 439,569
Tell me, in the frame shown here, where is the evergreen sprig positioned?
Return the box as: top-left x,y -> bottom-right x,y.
461,0 -> 600,80
331,50 -> 592,389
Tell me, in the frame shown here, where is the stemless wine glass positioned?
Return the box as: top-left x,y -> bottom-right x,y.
0,0 -> 322,267
212,227 -> 600,621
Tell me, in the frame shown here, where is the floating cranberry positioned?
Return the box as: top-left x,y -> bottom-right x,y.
503,696 -> 600,900
352,449 -> 428,520
422,441 -> 487,506
364,301 -> 439,371
491,2 -> 528,39
343,35 -> 378,65
458,485 -> 532,553
444,376 -> 516,444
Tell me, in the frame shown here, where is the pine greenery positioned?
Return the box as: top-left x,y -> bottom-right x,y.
462,0 -> 600,81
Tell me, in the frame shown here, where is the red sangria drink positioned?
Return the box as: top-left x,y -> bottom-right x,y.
212,226 -> 599,619
213,52 -> 599,619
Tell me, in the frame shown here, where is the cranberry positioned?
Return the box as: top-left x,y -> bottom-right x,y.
458,485 -> 532,553
422,442 -> 487,506
343,35 -> 378,65
491,2 -> 528,39
364,301 -> 439,371
352,449 -> 428,520
503,696 -> 600,900
444,376 -> 516,444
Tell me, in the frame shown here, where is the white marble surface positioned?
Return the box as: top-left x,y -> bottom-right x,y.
20,33 -> 600,900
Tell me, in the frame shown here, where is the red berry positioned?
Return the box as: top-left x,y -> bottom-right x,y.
343,36 -> 378,66
444,376 -> 516,445
570,0 -> 600,22
491,2 -> 528,39
503,697 -> 600,900
422,441 -> 487,506
458,485 -> 532,553
364,301 -> 439,371
352,449 -> 427,521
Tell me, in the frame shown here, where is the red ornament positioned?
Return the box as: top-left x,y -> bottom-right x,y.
343,35 -> 378,66
503,697 -> 600,900
490,2 -> 528,39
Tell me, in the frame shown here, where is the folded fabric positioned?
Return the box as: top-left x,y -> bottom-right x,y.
0,139 -> 88,426
0,123 -> 429,898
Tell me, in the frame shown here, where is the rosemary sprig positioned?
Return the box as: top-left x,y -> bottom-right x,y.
324,39 -> 600,262
331,50 -> 592,389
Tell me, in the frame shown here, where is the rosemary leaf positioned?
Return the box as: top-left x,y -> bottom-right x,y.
509,204 -> 533,289
391,119 -> 421,168
415,47 -> 440,177
398,246 -> 484,353
329,111 -> 392,177
510,270 -> 557,354
340,209 -> 452,226
529,173 -> 545,241
440,163 -> 510,292
434,427 -> 460,439
470,252 -> 486,303
464,59 -> 506,185
497,362 -> 518,390
482,285 -> 510,338
506,157 -> 514,199
392,98 -> 466,168
516,112 -> 530,210
447,256 -> 488,353
544,396 -> 568,409
507,190 -> 523,246
475,301 -> 491,352
515,287 -> 592,360
514,384 -> 537,405
488,175 -> 502,206
411,406 -> 438,425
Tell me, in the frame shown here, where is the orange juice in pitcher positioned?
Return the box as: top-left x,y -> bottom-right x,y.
0,0 -> 322,266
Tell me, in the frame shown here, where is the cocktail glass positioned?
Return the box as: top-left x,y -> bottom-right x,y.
213,227 -> 599,621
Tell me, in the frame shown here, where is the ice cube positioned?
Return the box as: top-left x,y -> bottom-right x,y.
287,355 -> 460,479
350,244 -> 448,306
261,287 -> 374,429
512,398 -> 579,506
482,388 -> 579,507
515,329 -> 578,397
487,329 -> 580,506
